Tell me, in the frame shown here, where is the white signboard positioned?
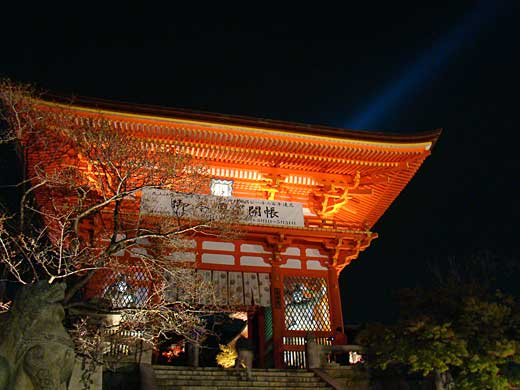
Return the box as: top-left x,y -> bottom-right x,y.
140,188 -> 304,227
239,198 -> 304,227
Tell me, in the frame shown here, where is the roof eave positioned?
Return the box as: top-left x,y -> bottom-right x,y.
40,94 -> 442,147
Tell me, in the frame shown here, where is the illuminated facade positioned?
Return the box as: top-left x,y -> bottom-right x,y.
25,97 -> 440,368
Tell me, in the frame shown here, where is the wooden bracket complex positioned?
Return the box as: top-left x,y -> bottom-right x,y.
260,174 -> 286,200
313,171 -> 362,219
323,233 -> 377,274
265,233 -> 292,265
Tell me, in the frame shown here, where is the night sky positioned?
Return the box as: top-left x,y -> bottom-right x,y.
1,2 -> 519,323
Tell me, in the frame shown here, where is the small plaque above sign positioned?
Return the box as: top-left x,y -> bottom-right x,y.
140,188 -> 304,227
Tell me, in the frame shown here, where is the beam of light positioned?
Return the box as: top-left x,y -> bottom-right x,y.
347,1 -> 499,131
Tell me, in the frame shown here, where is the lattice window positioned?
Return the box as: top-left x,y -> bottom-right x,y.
264,307 -> 273,343
283,276 -> 331,331
98,268 -> 151,309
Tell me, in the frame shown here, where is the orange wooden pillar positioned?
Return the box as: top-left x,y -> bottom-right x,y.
328,266 -> 344,336
270,260 -> 285,368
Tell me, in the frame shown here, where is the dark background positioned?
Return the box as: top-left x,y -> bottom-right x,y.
1,1 -> 519,323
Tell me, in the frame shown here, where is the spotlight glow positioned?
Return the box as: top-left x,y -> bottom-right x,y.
347,1 -> 497,130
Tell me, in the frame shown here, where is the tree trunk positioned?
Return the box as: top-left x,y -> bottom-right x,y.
434,369 -> 454,390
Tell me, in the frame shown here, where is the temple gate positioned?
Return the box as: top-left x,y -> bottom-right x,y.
24,97 -> 440,368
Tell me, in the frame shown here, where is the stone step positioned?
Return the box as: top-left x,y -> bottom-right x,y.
154,371 -> 318,379
157,377 -> 321,388
157,387 -> 332,390
152,366 -> 333,390
156,375 -> 321,382
158,380 -> 324,389
155,370 -> 314,379
154,367 -> 314,374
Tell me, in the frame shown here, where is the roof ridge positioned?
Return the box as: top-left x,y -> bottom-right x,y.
39,93 -> 442,147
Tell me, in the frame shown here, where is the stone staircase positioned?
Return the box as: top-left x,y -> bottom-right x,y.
152,366 -> 335,390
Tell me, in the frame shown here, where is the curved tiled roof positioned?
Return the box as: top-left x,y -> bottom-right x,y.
34,96 -> 441,231
43,94 -> 441,147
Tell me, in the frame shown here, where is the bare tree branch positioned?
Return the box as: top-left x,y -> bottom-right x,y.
0,79 -> 243,366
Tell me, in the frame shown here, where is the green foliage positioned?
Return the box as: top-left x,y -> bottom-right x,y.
361,285 -> 520,389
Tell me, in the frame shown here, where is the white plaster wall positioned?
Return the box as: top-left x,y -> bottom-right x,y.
281,259 -> 302,269
202,241 -> 235,251
201,253 -> 235,265
282,247 -> 300,256
179,239 -> 197,248
129,247 -> 148,257
166,252 -> 196,262
306,260 -> 328,270
240,256 -> 270,267
240,243 -> 269,253
306,248 -> 328,257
